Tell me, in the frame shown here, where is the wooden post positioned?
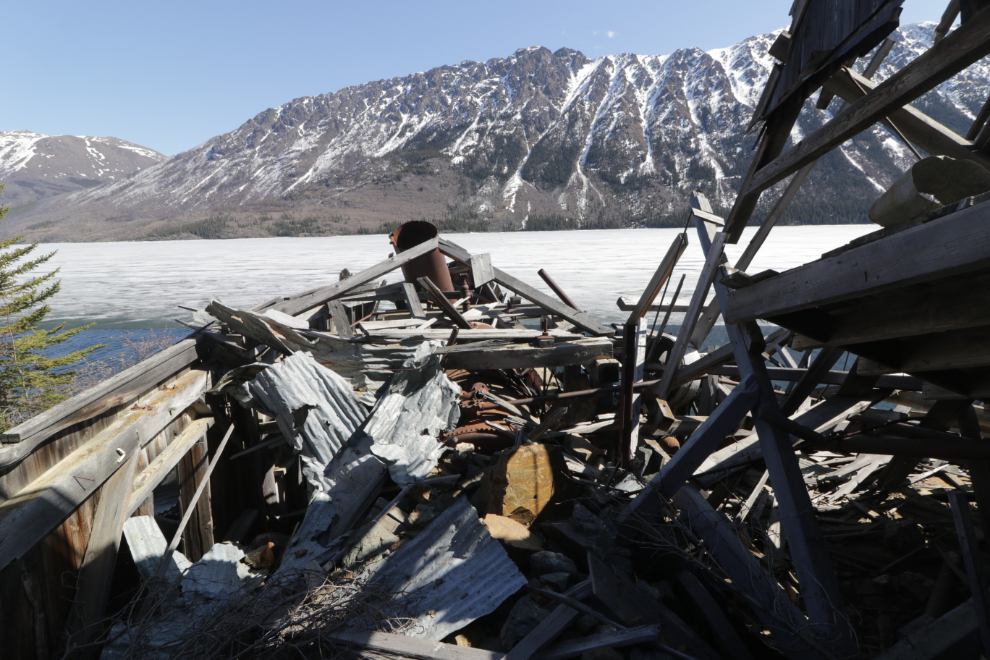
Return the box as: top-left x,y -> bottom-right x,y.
618,319 -> 647,467
177,432 -> 214,562
401,282 -> 426,319
65,453 -> 139,652
695,217 -> 858,658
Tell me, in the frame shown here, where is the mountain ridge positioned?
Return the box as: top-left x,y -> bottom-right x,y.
5,22 -> 987,241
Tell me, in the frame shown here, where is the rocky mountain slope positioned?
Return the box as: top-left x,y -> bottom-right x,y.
0,131 -> 165,219
6,22 -> 988,241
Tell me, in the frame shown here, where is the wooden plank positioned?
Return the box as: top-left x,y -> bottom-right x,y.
419,276 -> 472,329
615,296 -> 688,313
126,417 -> 213,518
438,238 -> 613,336
0,368 -> 210,574
725,200 -> 990,324
328,301 -> 354,339
618,319 -> 647,466
949,489 -> 990,652
505,580 -> 592,660
470,253 -> 495,287
735,9 -> 990,232
360,328 -> 586,342
65,452 -> 139,647
779,346 -> 844,416
653,226 -> 727,399
176,429 -> 214,562
784,270 -> 990,348
823,68 -> 990,168
440,339 -> 612,371
403,282 -> 427,319
270,237 -> 439,316
709,365 -> 923,391
0,337 -> 200,452
853,325 -> 990,374
625,233 -> 688,324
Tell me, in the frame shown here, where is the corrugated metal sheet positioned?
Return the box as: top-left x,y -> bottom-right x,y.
122,515 -> 191,582
182,542 -> 259,604
359,498 -> 527,640
250,351 -> 368,490
358,344 -> 461,485
277,452 -> 386,574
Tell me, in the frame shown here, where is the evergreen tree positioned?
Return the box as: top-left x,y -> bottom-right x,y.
0,184 -> 101,432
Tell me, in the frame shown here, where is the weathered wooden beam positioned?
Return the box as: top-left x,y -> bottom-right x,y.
439,338 -> 612,371
127,417 -> 214,518
724,93 -> 805,242
725,200 -> 990,324
618,319 -> 647,466
505,580 -> 592,660
328,301 -> 354,339
419,276 -> 473,329
176,432 -> 214,562
438,238 -> 613,336
734,9 -> 990,233
788,270 -> 990,349
856,325 -> 990,374
403,282 -> 427,319
360,328 -> 586,343
625,234 -> 689,324
0,368 -> 210,574
64,453 -> 140,648
824,68 -> 990,168
653,212 -> 727,399
779,346 -> 844,417
0,337 -> 200,457
268,237 -> 439,316
470,253 -> 495,287
697,220 -> 856,654
710,365 -> 924,390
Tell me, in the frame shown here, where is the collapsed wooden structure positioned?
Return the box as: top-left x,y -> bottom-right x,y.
5,1 -> 990,659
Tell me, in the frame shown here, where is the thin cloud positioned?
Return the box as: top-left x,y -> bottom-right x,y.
607,30 -> 616,38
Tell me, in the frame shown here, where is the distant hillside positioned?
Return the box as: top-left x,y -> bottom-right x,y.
5,22 -> 988,242
0,131 -> 165,223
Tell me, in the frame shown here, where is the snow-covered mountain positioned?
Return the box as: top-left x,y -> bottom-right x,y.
8,22 -> 989,241
0,131 -> 164,217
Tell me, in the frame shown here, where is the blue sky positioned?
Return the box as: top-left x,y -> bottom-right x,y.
4,1 -> 950,156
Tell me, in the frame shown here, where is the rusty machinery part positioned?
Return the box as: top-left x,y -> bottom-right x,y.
389,220 -> 455,292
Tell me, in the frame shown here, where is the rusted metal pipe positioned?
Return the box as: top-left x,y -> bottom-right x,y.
538,269 -> 580,309
389,221 -> 454,292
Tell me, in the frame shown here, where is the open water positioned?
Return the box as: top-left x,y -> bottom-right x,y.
39,225 -> 875,363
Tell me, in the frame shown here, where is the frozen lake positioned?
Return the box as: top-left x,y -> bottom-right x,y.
40,224 -> 875,331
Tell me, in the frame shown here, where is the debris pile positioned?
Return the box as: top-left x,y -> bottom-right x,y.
82,214 -> 990,660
